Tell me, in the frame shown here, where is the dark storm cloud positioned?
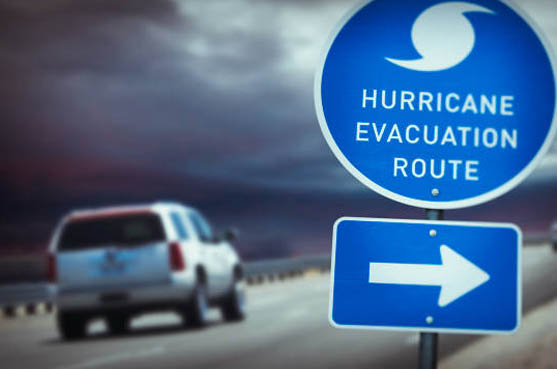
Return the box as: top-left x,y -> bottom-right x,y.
0,0 -> 368,222
0,0 -> 328,173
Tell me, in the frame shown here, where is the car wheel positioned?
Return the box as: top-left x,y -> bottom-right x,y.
57,311 -> 87,340
184,282 -> 209,328
220,277 -> 246,322
106,313 -> 131,335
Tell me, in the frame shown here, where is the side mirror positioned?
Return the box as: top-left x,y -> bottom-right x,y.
223,228 -> 238,242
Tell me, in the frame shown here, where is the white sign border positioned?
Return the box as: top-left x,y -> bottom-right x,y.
314,0 -> 557,209
328,216 -> 523,335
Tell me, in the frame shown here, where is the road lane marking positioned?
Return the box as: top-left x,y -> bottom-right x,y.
56,346 -> 165,369
247,295 -> 286,311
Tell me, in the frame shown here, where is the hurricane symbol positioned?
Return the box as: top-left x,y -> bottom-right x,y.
386,2 -> 494,72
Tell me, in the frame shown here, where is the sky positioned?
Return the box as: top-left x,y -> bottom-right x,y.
1,0 -> 556,259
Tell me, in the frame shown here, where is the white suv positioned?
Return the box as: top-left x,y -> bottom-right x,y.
47,202 -> 246,340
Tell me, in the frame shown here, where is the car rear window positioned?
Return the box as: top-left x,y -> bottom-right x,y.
58,213 -> 165,251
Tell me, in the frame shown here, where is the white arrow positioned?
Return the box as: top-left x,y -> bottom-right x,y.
369,245 -> 490,307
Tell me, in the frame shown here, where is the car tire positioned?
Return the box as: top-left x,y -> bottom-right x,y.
220,277 -> 246,322
106,313 -> 131,335
184,282 -> 209,328
57,311 -> 87,340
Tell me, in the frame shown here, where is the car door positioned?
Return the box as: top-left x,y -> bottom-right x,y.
209,238 -> 235,293
188,211 -> 225,297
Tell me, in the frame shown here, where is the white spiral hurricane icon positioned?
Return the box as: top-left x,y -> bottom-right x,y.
386,1 -> 494,72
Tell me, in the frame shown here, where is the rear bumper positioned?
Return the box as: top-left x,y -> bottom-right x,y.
55,276 -> 195,314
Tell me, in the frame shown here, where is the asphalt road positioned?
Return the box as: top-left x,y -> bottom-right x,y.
1,245 -> 555,369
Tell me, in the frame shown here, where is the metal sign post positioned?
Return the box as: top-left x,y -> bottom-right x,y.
419,331 -> 437,369
421,209 -> 443,369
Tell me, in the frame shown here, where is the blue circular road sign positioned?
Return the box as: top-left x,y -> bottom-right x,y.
315,0 -> 557,209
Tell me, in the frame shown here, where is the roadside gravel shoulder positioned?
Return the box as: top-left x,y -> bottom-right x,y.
440,297 -> 557,369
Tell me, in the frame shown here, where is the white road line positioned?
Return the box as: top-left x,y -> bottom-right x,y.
56,346 -> 165,369
247,295 -> 286,311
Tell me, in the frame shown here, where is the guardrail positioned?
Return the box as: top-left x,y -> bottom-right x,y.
523,232 -> 551,244
0,254 -> 331,319
0,283 -> 53,318
244,254 -> 330,284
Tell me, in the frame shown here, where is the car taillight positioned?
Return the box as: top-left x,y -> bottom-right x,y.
169,242 -> 185,271
47,253 -> 57,283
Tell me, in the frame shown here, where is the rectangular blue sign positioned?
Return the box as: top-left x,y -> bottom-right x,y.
329,217 -> 521,334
